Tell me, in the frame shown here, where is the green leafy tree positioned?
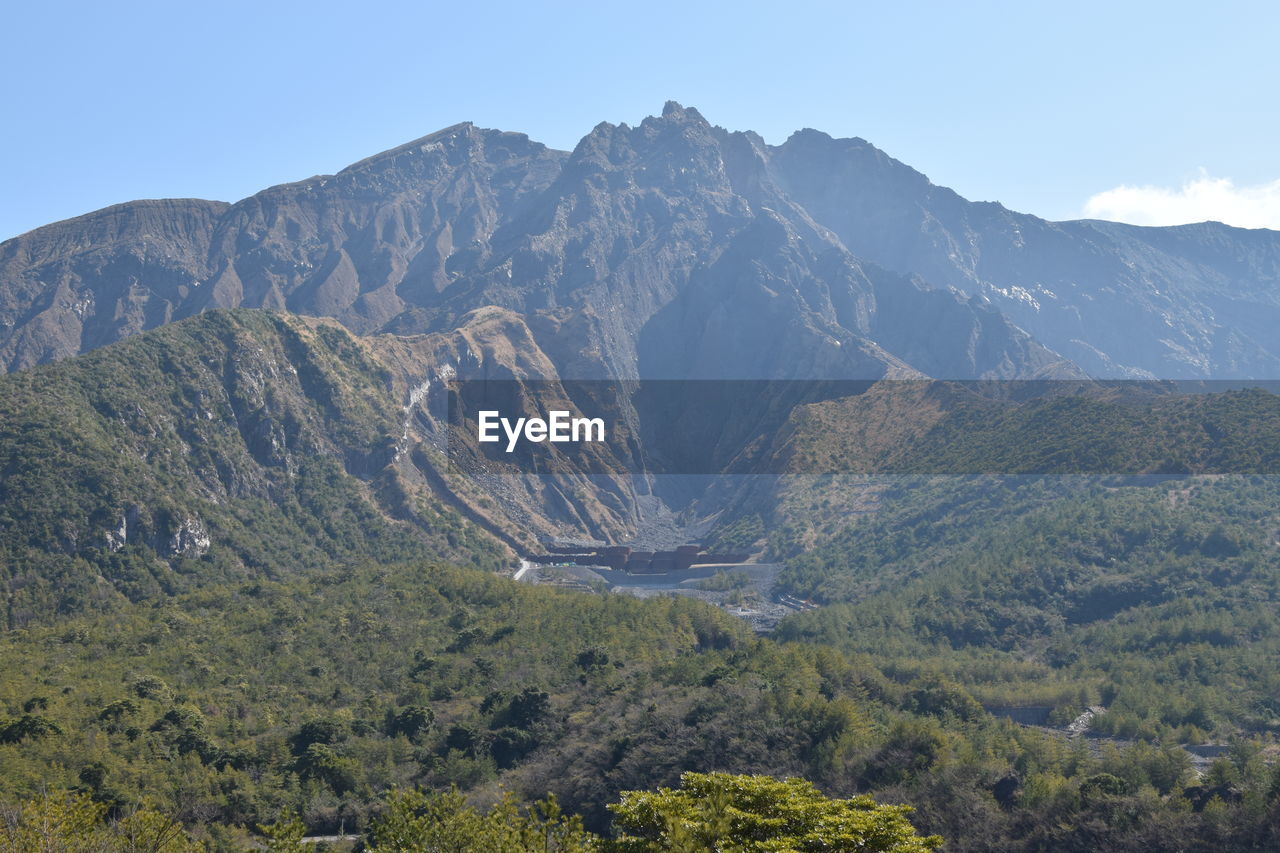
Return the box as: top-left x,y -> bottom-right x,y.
258,810 -> 308,852
289,717 -> 345,755
0,792 -> 200,853
506,688 -> 552,729
606,772 -> 942,852
366,787 -> 597,852
110,805 -> 204,853
387,705 -> 435,741
296,743 -> 359,794
0,792 -> 105,853
0,714 -> 62,744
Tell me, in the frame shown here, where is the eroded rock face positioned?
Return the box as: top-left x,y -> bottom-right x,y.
5,103 -> 1276,380
404,102 -> 1073,382
0,125 -> 567,372
0,104 -> 1071,384
167,517 -> 210,558
0,199 -> 230,370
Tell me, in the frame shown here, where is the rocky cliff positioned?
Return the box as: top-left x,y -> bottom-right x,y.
1,104 -> 1093,382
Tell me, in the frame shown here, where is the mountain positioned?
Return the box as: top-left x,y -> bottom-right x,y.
0,310 -> 491,624
6,303 -> 1276,629
4,104 -> 1279,382
0,124 -> 565,371
6,106 -> 1280,852
5,311 -> 1280,851
2,104 -> 1080,382
777,470 -> 1280,737
770,130 -> 1280,378
0,306 -> 687,625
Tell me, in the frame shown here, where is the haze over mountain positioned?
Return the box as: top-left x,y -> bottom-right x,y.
771,131 -> 1280,378
8,103 -> 1275,381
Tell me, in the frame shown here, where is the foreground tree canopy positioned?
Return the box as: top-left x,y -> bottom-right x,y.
354,772 -> 941,852
607,772 -> 942,852
0,792 -> 201,853
0,774 -> 941,852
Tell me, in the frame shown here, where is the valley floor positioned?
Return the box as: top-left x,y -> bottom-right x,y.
514,559 -> 801,632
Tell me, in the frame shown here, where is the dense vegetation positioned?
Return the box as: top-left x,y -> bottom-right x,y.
0,561 -> 736,841
606,772 -> 940,852
777,474 -> 1280,740
1,773 -> 945,852
887,387 -> 1280,475
3,557 -> 1280,850
6,311 -> 1280,850
778,382 -> 1280,476
0,310 -> 503,626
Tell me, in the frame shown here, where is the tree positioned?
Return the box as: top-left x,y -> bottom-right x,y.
295,743 -> 358,794
257,810 -> 308,853
289,717 -> 345,755
606,772 -> 942,852
0,792 -> 201,853
366,788 -> 597,852
111,805 -> 204,853
506,688 -> 552,729
0,792 -> 104,853
387,705 -> 435,741
0,714 -> 62,744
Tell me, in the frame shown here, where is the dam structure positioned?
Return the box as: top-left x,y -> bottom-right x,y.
526,544 -> 752,574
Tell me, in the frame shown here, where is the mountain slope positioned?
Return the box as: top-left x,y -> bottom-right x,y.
7,104 -> 1279,380
770,129 -> 1280,378
0,124 -> 566,372
776,472 -> 1280,743
0,309 -> 516,624
0,199 -> 231,370
0,105 -> 1077,383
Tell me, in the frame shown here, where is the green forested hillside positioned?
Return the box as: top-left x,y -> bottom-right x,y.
0,561 -> 746,841
0,310 -> 503,626
5,314 -> 1280,850
890,388 -> 1280,475
776,382 -> 1280,476
4,559 -> 1279,851
778,474 -> 1280,738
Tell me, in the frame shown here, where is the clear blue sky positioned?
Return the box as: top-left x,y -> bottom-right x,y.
3,0 -> 1278,241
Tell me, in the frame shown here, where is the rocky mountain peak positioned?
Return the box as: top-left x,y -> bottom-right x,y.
660,99 -> 700,120
4,105 -> 1279,379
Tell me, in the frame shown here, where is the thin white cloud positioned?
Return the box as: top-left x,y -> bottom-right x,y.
1083,170 -> 1280,230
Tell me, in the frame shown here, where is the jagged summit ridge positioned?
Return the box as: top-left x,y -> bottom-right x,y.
2,103 -> 1277,378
